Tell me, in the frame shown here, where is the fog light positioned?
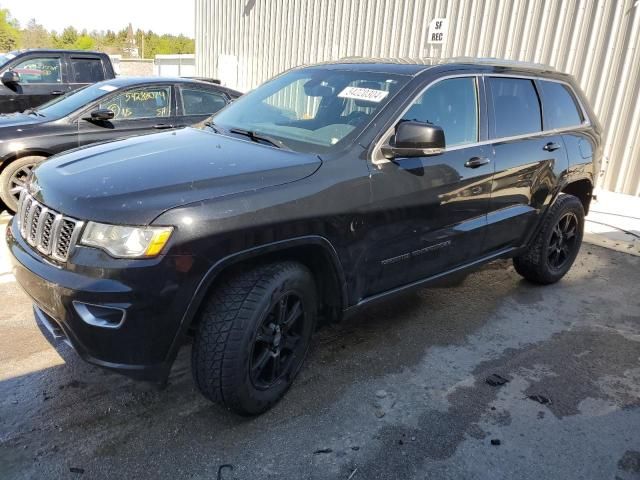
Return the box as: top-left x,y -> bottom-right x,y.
72,302 -> 126,328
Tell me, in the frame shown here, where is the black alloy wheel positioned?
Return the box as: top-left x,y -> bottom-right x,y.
250,292 -> 306,389
547,212 -> 579,270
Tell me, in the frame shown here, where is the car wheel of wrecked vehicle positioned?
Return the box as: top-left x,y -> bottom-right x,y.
0,155 -> 46,212
513,194 -> 585,285
191,261 -> 317,415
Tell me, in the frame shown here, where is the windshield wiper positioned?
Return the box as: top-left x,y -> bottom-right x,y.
204,120 -> 222,134
24,108 -> 45,117
229,127 -> 290,150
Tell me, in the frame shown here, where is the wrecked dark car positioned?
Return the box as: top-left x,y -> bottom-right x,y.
7,58 -> 601,415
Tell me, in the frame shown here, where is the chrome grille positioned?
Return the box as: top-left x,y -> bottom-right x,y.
17,190 -> 84,262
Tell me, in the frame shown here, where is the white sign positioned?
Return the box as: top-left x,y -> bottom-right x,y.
428,18 -> 448,44
338,86 -> 389,103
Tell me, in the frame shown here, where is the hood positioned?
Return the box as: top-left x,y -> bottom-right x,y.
31,127 -> 322,224
0,112 -> 48,128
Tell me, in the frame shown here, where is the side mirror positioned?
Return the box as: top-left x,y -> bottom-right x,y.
1,70 -> 20,86
381,121 -> 446,159
85,109 -> 115,121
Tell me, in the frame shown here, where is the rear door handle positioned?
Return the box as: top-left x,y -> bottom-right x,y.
152,123 -> 174,129
464,157 -> 491,168
51,90 -> 65,95
543,142 -> 561,152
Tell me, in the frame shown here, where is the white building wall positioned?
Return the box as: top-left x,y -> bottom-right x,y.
195,0 -> 640,195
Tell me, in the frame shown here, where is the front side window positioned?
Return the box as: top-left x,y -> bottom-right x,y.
71,58 -> 105,83
13,57 -> 61,84
181,88 -> 227,115
100,86 -> 172,120
539,80 -> 583,129
402,77 -> 478,147
212,68 -> 408,153
488,77 -> 541,138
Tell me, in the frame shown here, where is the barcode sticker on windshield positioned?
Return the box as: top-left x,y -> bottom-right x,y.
338,86 -> 389,103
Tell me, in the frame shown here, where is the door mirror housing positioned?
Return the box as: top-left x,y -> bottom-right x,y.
1,70 -> 20,86
86,109 -> 115,121
381,121 -> 446,159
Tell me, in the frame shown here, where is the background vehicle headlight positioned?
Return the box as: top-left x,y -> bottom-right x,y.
80,222 -> 173,258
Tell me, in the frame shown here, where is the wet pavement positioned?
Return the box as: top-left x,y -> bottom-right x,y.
1,212 -> 639,480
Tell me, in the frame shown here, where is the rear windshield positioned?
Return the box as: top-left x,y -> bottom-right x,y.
212,68 -> 409,154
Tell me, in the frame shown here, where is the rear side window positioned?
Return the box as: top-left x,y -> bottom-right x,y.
71,58 -> 105,83
488,77 -> 541,138
538,81 -> 583,129
402,77 -> 478,147
181,88 -> 227,115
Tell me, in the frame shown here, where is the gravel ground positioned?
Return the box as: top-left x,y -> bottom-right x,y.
1,212 -> 639,480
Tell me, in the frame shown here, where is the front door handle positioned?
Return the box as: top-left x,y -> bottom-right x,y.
464,157 -> 491,168
51,90 -> 65,95
543,142 -> 561,152
152,123 -> 174,129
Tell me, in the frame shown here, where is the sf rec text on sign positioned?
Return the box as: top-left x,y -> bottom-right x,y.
428,18 -> 448,44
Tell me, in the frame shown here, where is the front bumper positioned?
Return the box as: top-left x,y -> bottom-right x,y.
6,218 -> 204,381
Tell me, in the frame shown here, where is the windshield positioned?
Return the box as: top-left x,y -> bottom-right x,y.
212,68 -> 408,153
0,52 -> 16,68
36,83 -> 120,118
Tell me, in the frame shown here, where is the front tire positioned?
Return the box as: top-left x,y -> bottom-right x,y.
191,261 -> 317,415
0,155 -> 46,212
513,194 -> 585,284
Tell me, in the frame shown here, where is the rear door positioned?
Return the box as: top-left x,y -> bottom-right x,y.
66,54 -> 107,94
77,84 -> 176,146
483,76 -> 569,254
175,85 -> 230,127
0,54 -> 67,112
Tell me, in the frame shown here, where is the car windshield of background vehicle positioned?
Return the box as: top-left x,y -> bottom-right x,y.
35,83 -> 117,118
0,53 -> 16,68
212,68 -> 409,153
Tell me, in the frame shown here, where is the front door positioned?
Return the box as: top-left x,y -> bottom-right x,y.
0,54 -> 67,113
365,76 -> 493,297
77,84 -> 176,146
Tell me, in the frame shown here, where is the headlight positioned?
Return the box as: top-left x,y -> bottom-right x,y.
80,222 -> 173,258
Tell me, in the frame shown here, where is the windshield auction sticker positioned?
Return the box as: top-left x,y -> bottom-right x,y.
338,86 -> 389,103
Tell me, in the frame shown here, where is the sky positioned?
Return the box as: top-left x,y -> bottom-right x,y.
1,0 -> 195,37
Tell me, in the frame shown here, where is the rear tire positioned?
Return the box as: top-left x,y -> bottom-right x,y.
0,155 -> 46,213
191,261 -> 317,415
513,194 -> 584,284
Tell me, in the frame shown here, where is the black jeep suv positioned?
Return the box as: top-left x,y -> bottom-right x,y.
7,58 -> 601,415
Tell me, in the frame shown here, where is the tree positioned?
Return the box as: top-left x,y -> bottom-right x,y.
56,26 -> 78,48
0,8 -> 19,51
74,34 -> 95,50
21,18 -> 51,48
0,5 -> 194,56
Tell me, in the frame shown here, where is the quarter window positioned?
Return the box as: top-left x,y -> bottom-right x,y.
488,77 -> 541,138
539,80 -> 583,129
12,57 -> 61,84
100,86 -> 172,120
71,58 -> 105,83
402,77 -> 478,147
181,88 -> 227,115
